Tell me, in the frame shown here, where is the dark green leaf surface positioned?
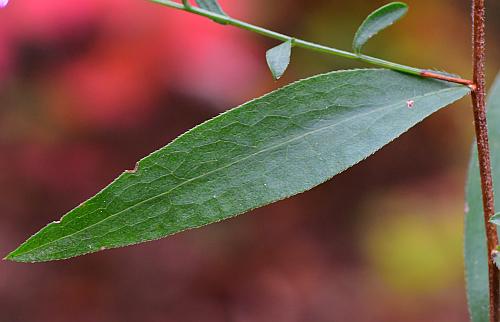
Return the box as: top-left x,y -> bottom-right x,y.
266,40 -> 292,80
195,0 -> 226,16
465,72 -> 500,322
6,69 -> 469,262
353,2 -> 408,54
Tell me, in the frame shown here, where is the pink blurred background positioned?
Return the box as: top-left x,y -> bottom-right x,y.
1,0 -> 500,321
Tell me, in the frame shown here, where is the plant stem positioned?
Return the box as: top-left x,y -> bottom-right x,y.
471,1 -> 499,321
151,0 -> 474,86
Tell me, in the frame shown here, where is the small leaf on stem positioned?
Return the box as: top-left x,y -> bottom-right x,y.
353,2 -> 408,54
490,212 -> 500,225
195,0 -> 226,16
266,40 -> 292,80
493,251 -> 500,270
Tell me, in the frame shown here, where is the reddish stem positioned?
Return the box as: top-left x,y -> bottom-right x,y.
471,1 -> 499,322
420,70 -> 475,89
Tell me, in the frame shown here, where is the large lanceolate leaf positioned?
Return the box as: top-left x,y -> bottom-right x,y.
353,2 -> 408,54
5,69 -> 469,263
465,72 -> 500,322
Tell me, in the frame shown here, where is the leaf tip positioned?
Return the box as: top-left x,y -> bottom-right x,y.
3,248 -> 24,262
3,246 -> 53,263
266,40 -> 292,80
391,2 -> 409,8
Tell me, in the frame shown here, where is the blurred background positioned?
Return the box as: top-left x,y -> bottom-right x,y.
1,0 -> 499,321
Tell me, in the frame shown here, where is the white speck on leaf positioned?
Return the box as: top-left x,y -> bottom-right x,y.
464,202 -> 469,213
406,100 -> 414,109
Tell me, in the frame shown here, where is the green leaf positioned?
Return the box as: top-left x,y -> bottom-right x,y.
266,40 -> 292,80
493,251 -> 500,270
490,212 -> 500,225
465,71 -> 500,322
195,0 -> 226,16
5,69 -> 469,263
353,2 -> 408,54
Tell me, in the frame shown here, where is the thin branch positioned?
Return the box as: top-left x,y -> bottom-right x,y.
421,70 -> 475,88
471,1 -> 499,322
150,0 -> 474,86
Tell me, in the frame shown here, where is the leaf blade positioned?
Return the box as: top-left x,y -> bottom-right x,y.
266,40 -> 292,80
195,0 -> 226,16
6,69 -> 469,262
465,72 -> 500,322
353,2 -> 408,54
